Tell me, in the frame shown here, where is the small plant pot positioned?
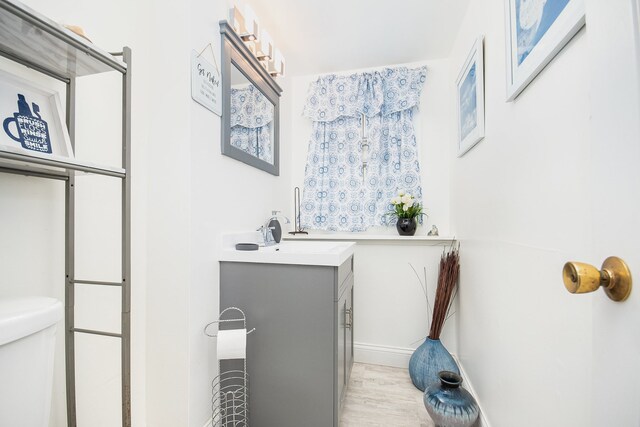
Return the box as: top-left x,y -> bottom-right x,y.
396,217 -> 417,236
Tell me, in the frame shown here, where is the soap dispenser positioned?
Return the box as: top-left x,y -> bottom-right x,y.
268,210 -> 289,243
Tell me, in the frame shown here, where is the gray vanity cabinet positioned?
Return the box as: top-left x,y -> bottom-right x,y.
219,256 -> 354,427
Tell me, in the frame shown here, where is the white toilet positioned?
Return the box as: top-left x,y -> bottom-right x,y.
0,297 -> 63,427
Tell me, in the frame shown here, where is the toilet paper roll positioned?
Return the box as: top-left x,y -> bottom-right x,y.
216,328 -> 247,360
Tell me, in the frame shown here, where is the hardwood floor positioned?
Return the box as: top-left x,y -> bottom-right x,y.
340,363 -> 435,427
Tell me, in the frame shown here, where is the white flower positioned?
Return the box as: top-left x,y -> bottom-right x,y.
401,194 -> 413,205
398,190 -> 405,197
390,196 -> 400,205
403,204 -> 409,211
405,199 -> 414,208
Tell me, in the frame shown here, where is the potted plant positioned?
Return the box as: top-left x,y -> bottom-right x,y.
389,191 -> 424,236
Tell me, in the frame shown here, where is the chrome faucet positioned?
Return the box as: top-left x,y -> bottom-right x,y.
257,224 -> 277,247
258,212 -> 291,246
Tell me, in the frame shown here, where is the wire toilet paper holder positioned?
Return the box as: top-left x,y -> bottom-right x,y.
204,307 -> 255,427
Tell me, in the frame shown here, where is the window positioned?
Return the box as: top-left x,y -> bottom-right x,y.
300,66 -> 427,232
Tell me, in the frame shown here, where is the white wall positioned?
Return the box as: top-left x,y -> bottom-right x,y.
146,1 -> 292,426
288,62 -> 457,365
0,1 -> 290,426
145,0 -> 191,425
351,241 -> 458,367
588,1 -> 640,425
587,0 -> 640,426
0,0 -> 151,425
180,1 -> 292,426
449,1 -> 593,426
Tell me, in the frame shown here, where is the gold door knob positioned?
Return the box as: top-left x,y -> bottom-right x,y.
562,256 -> 632,302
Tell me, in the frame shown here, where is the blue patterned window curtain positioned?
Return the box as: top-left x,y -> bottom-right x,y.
300,66 -> 427,232
230,85 -> 274,163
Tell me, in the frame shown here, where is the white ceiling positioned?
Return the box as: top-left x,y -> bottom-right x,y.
246,0 -> 472,76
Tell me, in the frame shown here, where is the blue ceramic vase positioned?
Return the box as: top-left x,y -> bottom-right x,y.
409,338 -> 459,391
423,371 -> 479,427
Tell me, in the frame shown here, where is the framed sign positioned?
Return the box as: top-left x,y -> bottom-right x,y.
0,69 -> 72,159
191,49 -> 222,116
505,0 -> 586,101
456,37 -> 485,156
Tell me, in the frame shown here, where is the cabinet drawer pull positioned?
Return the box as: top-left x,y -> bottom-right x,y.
345,308 -> 353,329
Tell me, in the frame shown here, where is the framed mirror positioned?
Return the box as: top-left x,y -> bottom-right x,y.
220,21 -> 282,176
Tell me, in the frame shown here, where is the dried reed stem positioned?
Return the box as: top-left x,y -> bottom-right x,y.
428,245 -> 460,340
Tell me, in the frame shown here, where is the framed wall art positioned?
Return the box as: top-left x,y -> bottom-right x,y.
0,69 -> 73,159
456,36 -> 485,157
505,0 -> 586,101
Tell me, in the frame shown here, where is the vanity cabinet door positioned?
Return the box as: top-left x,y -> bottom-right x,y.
338,271 -> 354,406
345,274 -> 354,384
221,261 -> 336,427
337,288 -> 347,404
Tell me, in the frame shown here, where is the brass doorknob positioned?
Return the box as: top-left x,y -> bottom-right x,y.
562,256 -> 632,302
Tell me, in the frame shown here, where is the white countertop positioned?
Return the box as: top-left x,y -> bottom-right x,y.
219,236 -> 356,267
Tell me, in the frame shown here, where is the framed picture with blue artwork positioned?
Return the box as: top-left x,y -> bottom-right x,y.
456,36 -> 485,157
505,0 -> 586,101
0,69 -> 73,159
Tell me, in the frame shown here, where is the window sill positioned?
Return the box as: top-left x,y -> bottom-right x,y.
283,233 -> 456,243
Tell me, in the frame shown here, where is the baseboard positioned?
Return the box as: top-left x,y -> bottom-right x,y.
454,356 -> 491,427
353,342 -> 414,368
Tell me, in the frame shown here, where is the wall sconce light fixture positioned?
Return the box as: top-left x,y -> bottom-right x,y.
229,4 -> 285,79
256,30 -> 273,61
229,5 -> 259,42
270,49 -> 285,78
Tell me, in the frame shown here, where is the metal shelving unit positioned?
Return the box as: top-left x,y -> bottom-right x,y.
0,1 -> 132,426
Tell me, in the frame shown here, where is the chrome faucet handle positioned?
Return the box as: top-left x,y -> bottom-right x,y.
270,210 -> 291,224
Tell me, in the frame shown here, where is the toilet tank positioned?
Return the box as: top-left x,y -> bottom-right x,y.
0,297 -> 63,427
